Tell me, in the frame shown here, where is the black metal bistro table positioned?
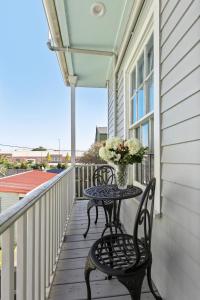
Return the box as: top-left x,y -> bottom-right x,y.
84,184 -> 143,236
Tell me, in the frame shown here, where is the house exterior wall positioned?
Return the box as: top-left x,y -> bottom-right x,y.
108,75 -> 115,137
108,0 -> 200,299
155,1 -> 200,299
116,66 -> 125,138
0,192 -> 20,213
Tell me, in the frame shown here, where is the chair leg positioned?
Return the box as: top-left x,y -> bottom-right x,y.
117,268 -> 145,300
147,261 -> 162,300
83,206 -> 92,238
84,256 -> 96,300
94,206 -> 98,224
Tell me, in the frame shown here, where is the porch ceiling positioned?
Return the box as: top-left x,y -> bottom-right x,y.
43,0 -> 134,87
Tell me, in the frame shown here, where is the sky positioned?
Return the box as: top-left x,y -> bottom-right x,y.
0,0 -> 107,154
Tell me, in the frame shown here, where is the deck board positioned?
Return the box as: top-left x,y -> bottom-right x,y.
49,200 -> 156,300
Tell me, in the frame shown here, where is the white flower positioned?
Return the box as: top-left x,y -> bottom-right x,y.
106,137 -> 122,150
124,138 -> 141,155
99,146 -> 114,161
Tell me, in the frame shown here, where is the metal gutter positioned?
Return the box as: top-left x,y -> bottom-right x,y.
47,40 -> 115,57
43,0 -> 69,85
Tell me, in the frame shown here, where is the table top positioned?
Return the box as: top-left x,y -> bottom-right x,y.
84,184 -> 143,201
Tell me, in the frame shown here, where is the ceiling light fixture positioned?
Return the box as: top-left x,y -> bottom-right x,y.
90,2 -> 106,17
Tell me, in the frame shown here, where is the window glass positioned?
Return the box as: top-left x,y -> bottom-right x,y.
147,74 -> 154,112
137,54 -> 144,86
132,95 -> 137,123
136,127 -> 140,140
131,69 -> 136,96
147,36 -> 154,75
129,34 -> 154,185
142,123 -> 149,147
138,87 -> 145,119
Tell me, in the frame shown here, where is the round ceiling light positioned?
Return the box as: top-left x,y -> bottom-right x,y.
90,2 -> 106,17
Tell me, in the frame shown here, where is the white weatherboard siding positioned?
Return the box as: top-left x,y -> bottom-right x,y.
108,76 -> 115,137
108,64 -> 125,139
108,0 -> 200,299
155,0 -> 200,299
116,66 -> 125,138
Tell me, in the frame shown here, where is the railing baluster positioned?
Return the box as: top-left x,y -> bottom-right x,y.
78,166 -> 81,197
40,195 -> 46,299
87,165 -> 89,188
53,186 -> 56,268
0,166 -> 75,300
82,166 -> 84,197
1,225 -> 15,300
50,188 -> 54,274
90,165 -> 93,186
16,214 -> 27,300
27,206 -> 35,300
46,191 -> 50,289
34,201 -> 41,300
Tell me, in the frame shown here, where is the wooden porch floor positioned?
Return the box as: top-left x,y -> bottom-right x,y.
49,200 -> 157,300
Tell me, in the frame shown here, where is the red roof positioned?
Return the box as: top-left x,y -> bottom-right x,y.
0,170 -> 57,194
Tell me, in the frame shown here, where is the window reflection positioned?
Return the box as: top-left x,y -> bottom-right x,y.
138,54 -> 144,86
132,95 -> 137,123
147,74 -> 154,112
142,123 -> 149,147
138,88 -> 145,119
147,36 -> 154,75
132,69 -> 136,96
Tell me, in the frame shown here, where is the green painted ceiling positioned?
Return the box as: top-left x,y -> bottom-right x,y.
54,0 -> 134,87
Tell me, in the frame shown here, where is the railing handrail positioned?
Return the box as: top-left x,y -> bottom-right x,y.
0,166 -> 74,235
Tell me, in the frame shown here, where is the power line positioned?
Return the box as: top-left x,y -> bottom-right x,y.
0,143 -> 86,153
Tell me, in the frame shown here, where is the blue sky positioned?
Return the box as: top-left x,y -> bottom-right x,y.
0,0 -> 107,153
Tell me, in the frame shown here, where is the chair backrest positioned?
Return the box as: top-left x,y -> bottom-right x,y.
92,165 -> 115,186
132,178 -> 156,264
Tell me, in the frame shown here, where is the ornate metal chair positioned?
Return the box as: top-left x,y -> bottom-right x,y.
84,178 -> 162,300
83,165 -> 115,238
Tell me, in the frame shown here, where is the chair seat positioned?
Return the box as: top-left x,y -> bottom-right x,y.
87,198 -> 113,209
90,234 -> 149,276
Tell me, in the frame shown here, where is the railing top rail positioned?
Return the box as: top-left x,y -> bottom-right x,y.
0,166 -> 74,235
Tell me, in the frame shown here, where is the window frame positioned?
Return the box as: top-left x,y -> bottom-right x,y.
129,34 -> 154,160
129,34 -> 154,129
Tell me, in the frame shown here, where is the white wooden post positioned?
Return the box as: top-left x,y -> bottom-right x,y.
69,75 -> 77,164
153,0 -> 161,215
1,226 -> 15,300
16,214 -> 27,300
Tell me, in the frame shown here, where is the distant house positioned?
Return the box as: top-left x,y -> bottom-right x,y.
0,150 -> 68,164
95,126 -> 107,143
0,170 -> 56,213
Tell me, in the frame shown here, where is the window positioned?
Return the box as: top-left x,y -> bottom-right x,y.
129,34 -> 154,185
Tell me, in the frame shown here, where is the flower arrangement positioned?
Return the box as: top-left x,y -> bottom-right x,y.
99,137 -> 147,165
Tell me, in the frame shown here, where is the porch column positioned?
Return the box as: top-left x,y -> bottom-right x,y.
68,75 -> 77,164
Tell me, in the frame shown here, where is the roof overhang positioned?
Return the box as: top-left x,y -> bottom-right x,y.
43,0 -> 135,87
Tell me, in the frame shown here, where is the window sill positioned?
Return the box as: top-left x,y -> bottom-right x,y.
129,111 -> 154,129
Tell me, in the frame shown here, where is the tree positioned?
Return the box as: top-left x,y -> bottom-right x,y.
46,152 -> 52,163
32,146 -> 47,151
65,152 -> 70,164
77,142 -> 106,164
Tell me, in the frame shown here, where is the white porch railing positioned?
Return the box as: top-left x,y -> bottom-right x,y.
75,157 -> 154,199
0,166 -> 75,300
75,164 -> 104,199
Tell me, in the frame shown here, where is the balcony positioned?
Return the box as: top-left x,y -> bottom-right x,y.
0,163 -> 156,300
